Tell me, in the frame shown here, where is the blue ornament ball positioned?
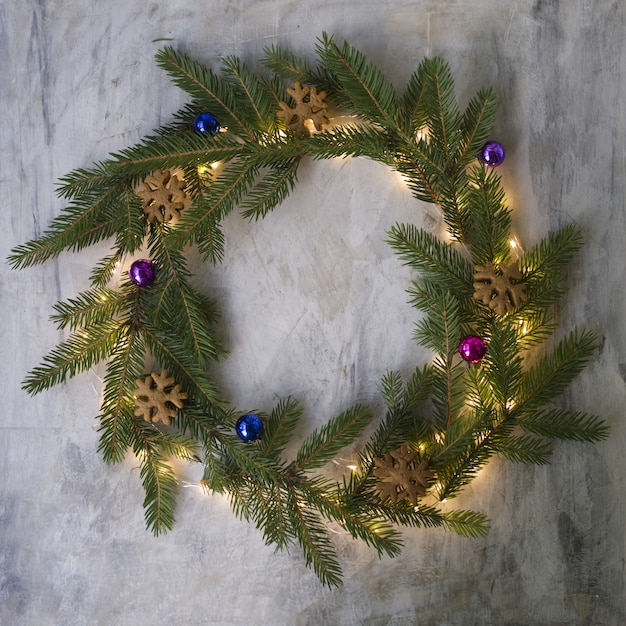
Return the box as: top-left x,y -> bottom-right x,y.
478,141 -> 505,167
193,112 -> 220,135
236,413 -> 264,442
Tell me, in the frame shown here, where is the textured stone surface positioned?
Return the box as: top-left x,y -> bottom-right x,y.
2,0 -> 625,624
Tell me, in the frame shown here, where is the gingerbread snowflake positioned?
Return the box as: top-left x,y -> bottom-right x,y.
473,261 -> 527,315
278,81 -> 329,136
373,443 -> 433,505
133,370 -> 188,426
136,168 -> 191,223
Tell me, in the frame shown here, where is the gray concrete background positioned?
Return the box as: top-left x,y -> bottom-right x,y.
2,0 -> 625,624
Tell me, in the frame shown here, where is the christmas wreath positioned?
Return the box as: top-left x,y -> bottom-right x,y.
9,34 -> 608,587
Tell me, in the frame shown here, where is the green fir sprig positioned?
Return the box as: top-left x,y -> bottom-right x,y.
9,34 -> 607,587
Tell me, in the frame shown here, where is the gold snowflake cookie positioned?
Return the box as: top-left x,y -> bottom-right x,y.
473,261 -> 527,315
136,169 -> 191,223
133,370 -> 188,426
373,443 -> 433,505
278,81 -> 329,136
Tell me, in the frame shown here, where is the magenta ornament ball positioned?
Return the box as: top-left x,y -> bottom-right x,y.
458,335 -> 487,363
129,259 -> 157,286
478,141 -> 505,167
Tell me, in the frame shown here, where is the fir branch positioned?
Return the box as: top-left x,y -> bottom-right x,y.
172,158 -> 260,256
262,44 -> 324,86
496,434 -> 553,464
301,479 -> 402,558
432,410 -> 513,500
441,508 -> 490,538
431,356 -> 467,429
420,57 -> 462,159
517,330 -> 597,412
201,439 -> 231,494
399,63 -> 428,130
380,370 -> 405,413
240,158 -> 301,221
130,419 -> 179,535
294,405 -> 372,471
218,434 -> 286,484
55,162 -> 119,199
304,125 -> 392,162
89,250 -> 125,288
221,56 -> 274,131
519,408 -> 609,443
413,289 -> 462,358
148,229 -> 225,366
259,397 -> 303,459
97,325 -> 146,464
112,131 -> 247,176
259,73 -> 289,113
285,486 -> 343,588
50,287 -> 128,331
393,141 -> 446,205
142,326 -> 225,415
481,321 -> 523,408
367,498 -> 489,538
22,321 -> 125,395
387,224 -> 474,292
462,166 -> 511,265
317,34 -> 398,125
8,184 -> 122,269
114,185 -> 146,253
522,223 -> 584,280
346,367 -> 433,497
458,87 -> 498,163
154,46 -> 257,140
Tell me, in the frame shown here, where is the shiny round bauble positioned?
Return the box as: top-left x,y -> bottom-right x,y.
458,335 -> 487,363
129,259 -> 157,286
235,413 -> 264,442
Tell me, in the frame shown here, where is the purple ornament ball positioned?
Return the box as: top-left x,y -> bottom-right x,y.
458,335 -> 487,364
478,141 -> 505,167
129,259 -> 157,286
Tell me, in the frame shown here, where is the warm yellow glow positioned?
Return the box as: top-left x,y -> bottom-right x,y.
347,464 -> 357,471
100,294 -> 107,302
505,400 -> 516,411
198,162 -> 221,176
509,239 -> 517,249
415,127 -> 430,142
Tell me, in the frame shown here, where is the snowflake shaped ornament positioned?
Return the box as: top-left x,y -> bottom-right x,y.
133,370 -> 188,426
136,168 -> 191,223
373,443 -> 433,505
473,261 -> 527,315
278,81 -> 329,136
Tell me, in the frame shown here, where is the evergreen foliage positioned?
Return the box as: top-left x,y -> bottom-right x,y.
9,34 -> 607,586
